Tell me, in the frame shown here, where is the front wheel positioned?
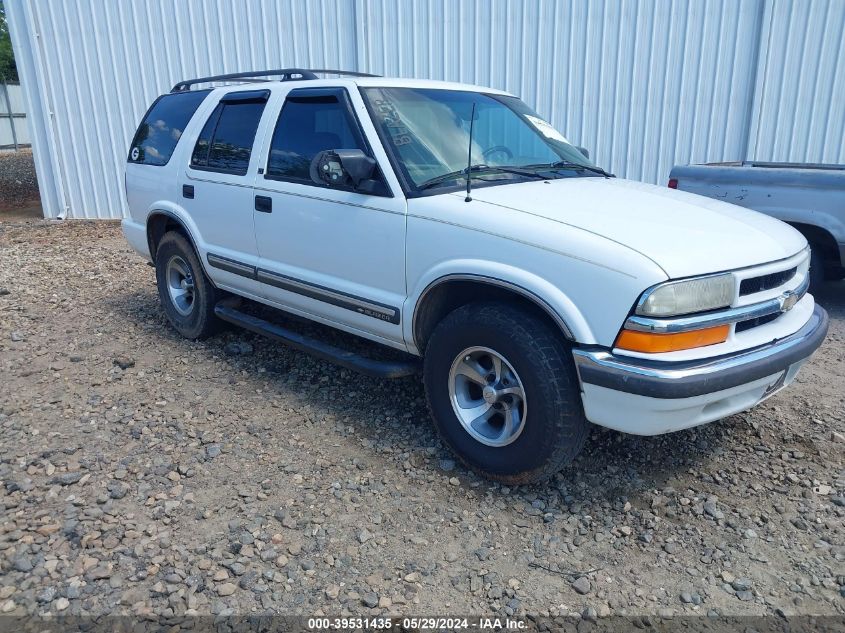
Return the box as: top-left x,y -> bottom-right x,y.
423,302 -> 589,485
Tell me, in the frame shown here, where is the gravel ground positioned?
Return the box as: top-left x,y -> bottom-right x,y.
0,220 -> 843,623
0,149 -> 40,211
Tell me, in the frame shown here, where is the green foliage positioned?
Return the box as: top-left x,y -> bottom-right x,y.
0,1 -> 19,82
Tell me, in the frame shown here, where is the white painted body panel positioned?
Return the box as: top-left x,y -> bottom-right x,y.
252,182 -> 407,342
403,190 -> 668,349
466,177 -> 808,279
250,85 -> 408,344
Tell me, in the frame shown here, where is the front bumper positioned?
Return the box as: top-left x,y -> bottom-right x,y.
572,304 -> 829,435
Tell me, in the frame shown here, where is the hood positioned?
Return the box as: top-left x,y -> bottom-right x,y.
465,177 -> 807,278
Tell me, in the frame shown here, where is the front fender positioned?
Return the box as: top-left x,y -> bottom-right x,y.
403,259 -> 596,352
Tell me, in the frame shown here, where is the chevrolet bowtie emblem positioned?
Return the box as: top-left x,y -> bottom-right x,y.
781,291 -> 799,312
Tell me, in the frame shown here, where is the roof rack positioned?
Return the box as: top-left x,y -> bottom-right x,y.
170,68 -> 380,92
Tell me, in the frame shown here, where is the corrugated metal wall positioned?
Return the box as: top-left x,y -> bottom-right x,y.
6,0 -> 845,220
747,0 -> 845,164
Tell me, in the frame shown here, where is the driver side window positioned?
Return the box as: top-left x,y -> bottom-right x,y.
266,91 -> 368,184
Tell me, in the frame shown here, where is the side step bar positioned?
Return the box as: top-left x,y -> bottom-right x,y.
213,300 -> 421,379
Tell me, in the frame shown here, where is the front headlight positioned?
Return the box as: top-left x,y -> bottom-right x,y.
636,273 -> 735,317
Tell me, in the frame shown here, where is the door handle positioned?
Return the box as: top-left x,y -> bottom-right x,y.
255,195 -> 272,213
182,184 -> 194,199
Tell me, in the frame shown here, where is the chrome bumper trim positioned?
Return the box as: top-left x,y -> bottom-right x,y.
574,304 -> 828,399
625,273 -> 810,333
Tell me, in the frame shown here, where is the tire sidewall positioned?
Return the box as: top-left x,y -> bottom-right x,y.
155,233 -> 213,339
425,307 -> 582,479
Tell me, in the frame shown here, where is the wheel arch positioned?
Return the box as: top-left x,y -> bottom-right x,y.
787,222 -> 840,266
145,208 -> 218,287
146,210 -> 199,261
410,272 -> 592,354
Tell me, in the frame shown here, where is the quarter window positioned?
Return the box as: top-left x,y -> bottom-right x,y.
191,92 -> 267,175
128,90 -> 210,166
266,92 -> 367,183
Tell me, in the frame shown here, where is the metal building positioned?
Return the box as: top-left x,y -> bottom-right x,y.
6,0 -> 845,220
0,82 -> 30,150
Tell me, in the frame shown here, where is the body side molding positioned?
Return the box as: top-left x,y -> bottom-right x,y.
205,252 -> 400,325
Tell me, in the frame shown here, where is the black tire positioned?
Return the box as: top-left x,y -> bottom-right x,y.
808,244 -> 825,293
423,302 -> 588,485
154,231 -> 221,339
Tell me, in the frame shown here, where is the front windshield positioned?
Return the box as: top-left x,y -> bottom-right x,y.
361,87 -> 597,190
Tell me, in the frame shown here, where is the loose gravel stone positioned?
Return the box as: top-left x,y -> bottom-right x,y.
54,471 -> 84,486
571,576 -> 591,595
12,556 -> 33,573
732,578 -> 753,592
0,219 -> 842,619
217,583 -> 237,597
0,150 -> 40,208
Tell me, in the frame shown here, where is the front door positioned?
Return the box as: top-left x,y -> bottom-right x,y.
252,87 -> 407,346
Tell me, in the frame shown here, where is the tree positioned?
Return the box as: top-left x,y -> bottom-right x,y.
0,1 -> 19,82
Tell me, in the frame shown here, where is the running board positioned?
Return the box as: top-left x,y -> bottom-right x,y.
213,300 -> 421,379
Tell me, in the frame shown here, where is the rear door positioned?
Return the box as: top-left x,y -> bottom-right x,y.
179,89 -> 271,296
251,86 -> 407,346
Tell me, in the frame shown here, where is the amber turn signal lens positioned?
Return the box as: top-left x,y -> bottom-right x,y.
615,325 -> 730,353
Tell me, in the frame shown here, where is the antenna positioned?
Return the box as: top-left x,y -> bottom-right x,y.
465,102 -> 477,203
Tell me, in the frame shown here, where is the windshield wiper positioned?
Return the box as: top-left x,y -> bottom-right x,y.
525,160 -> 614,178
418,164 -> 545,191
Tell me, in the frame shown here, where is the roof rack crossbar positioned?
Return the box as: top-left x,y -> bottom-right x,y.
171,68 -> 379,92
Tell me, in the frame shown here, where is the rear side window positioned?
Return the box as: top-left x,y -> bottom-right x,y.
266,91 -> 367,183
191,90 -> 268,176
128,90 -> 210,166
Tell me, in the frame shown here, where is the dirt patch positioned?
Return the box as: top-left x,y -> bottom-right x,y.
0,149 -> 42,219
0,221 -> 843,622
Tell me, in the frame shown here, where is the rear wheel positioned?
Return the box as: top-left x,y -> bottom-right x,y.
155,231 -> 221,339
423,302 -> 588,484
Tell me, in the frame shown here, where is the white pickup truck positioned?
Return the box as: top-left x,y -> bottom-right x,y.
122,69 -> 828,484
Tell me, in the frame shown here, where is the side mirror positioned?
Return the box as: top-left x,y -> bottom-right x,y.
577,146 -> 590,159
310,149 -> 378,190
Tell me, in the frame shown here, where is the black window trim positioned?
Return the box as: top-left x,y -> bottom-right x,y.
127,89 -> 212,167
358,86 -> 416,197
263,86 -> 393,198
189,89 -> 270,177
191,102 -> 223,170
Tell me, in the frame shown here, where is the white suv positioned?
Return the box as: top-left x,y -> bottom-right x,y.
123,69 -> 828,484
